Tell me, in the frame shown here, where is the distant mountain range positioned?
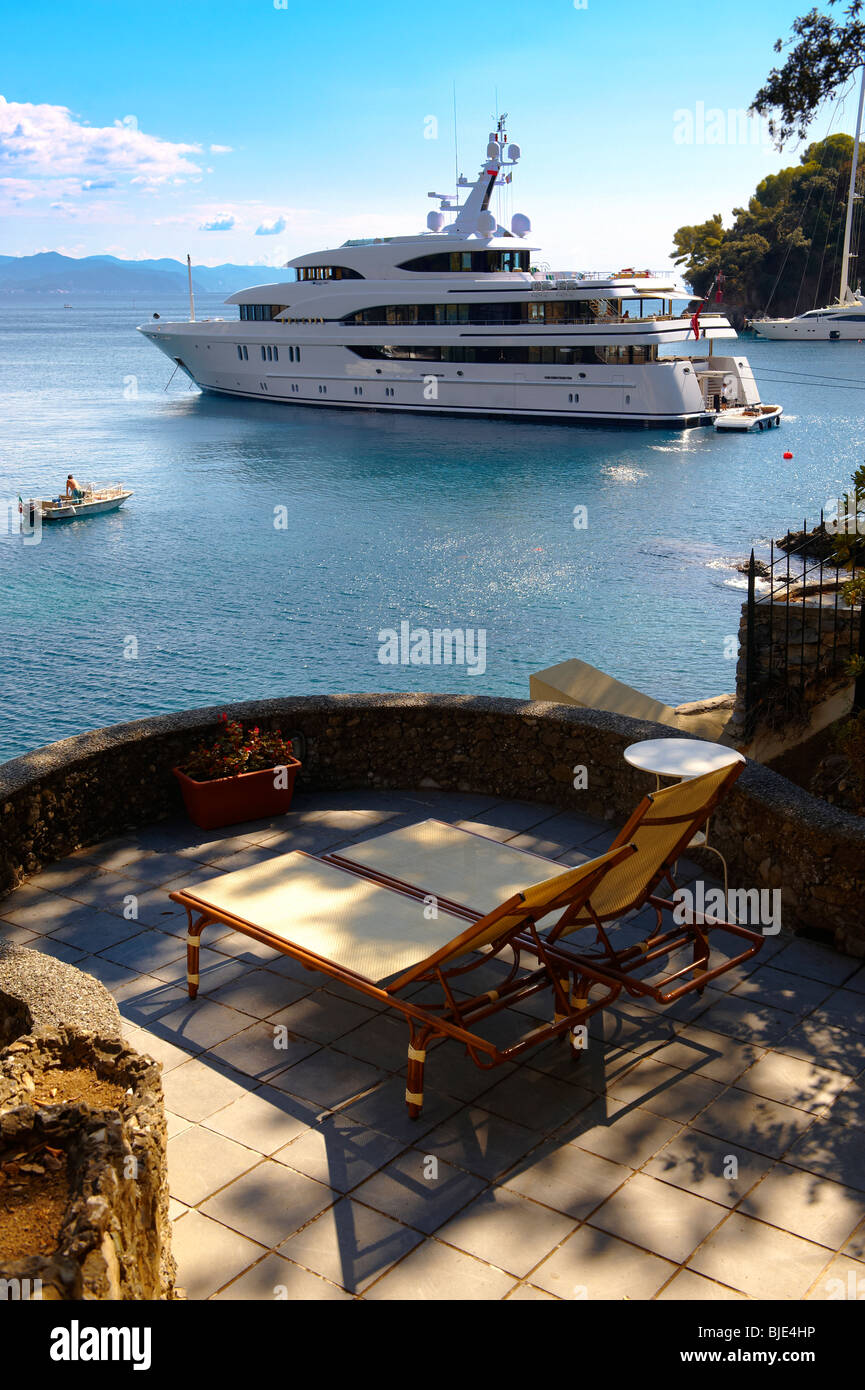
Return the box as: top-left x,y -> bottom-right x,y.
0,253 -> 280,297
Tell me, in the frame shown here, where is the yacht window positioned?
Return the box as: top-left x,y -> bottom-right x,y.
295,265 -> 363,281
396,250 -> 531,273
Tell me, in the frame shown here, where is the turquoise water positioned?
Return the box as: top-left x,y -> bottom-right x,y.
1,294 -> 863,761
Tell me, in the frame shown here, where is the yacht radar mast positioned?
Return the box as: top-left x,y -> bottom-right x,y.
427,114 -> 525,236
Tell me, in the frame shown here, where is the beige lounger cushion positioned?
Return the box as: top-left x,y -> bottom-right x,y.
335,819 -> 568,914
179,851 -> 468,984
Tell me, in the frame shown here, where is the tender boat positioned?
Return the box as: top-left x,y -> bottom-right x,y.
30,484 -> 132,522
714,404 -> 782,432
138,116 -> 773,430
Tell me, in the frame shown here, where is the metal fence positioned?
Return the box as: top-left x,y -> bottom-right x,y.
743,512 -> 864,739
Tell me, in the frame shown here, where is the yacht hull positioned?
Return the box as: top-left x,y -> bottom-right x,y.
141,326 -> 756,429
752,317 -> 865,340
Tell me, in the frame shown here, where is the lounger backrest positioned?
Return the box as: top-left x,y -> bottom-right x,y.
387,842 -> 637,989
555,762 -> 742,930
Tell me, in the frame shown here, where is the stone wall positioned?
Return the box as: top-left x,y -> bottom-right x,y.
727,598 -> 860,751
1,694 -> 863,954
0,1028 -> 178,1300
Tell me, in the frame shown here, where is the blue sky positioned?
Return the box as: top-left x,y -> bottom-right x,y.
1,0 -> 859,270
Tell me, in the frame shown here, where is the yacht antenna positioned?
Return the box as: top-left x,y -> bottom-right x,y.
839,64 -> 865,304
187,253 -> 196,322
452,83 -> 459,197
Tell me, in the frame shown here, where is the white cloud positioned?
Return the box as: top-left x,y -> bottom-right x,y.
199,212 -> 236,231
0,95 -> 204,191
255,215 -> 286,236
210,144 -> 233,154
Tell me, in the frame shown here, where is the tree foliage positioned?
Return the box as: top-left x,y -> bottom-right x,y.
671,135 -> 859,317
752,2 -> 865,146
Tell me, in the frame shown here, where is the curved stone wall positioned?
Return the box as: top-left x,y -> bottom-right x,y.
1,694 -> 863,954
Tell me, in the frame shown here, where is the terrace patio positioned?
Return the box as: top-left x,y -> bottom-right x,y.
2,784 -> 864,1301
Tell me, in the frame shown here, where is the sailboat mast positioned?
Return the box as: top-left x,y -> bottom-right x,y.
187,253 -> 196,322
839,64 -> 865,303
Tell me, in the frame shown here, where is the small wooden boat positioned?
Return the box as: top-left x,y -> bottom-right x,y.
30,484 -> 133,522
714,404 -> 782,432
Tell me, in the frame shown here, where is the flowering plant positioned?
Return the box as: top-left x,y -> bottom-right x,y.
179,715 -> 298,782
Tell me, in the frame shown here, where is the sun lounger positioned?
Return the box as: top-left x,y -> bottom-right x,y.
328,765 -> 765,1004
169,843 -> 635,1116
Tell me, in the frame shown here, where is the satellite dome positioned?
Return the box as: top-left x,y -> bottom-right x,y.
477,210 -> 496,235
506,143 -> 521,161
511,212 -> 531,236
486,142 -> 499,159
426,210 -> 445,232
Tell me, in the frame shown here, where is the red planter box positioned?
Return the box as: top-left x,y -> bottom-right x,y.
172,759 -> 301,831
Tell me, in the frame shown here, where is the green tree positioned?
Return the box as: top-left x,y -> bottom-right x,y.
752,2 -> 865,146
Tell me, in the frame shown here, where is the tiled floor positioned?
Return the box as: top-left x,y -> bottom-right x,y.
2,786 -> 864,1301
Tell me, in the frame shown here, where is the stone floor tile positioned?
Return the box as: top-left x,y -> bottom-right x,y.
731,964 -> 833,1016
694,1088 -> 817,1159
98,928 -> 185,974
476,1070 -> 594,1132
204,1083 -> 318,1154
160,1056 -> 254,1123
557,1096 -> 681,1168
810,989 -> 865,1037
501,1142 -> 631,1219
143,993 -> 250,1053
208,1020 -> 319,1081
352,1148 -> 486,1232
773,938 -> 861,988
49,913 -> 142,953
120,1021 -> 192,1073
341,1077 -> 461,1143
278,1197 -> 423,1294
436,1187 -> 574,1278
268,991 -> 377,1045
786,1114 -> 865,1191
825,1077 -> 864,1128
419,1104 -> 540,1180
776,1017 -> 865,1077
805,1252 -> 865,1300
28,937 -> 86,964
270,1048 -> 386,1111
684,994 -> 793,1048
688,1212 -> 834,1300
643,1129 -> 773,1206
332,1013 -> 409,1072
210,968 -> 311,1019
588,1171 -> 726,1263
167,1125 -> 260,1206
365,1238 -> 516,1300
653,1023 -> 765,1084
200,1158 -> 335,1246
733,1052 -> 850,1114
604,1057 -> 724,1124
213,1251 -> 352,1301
531,1225 -> 676,1300
171,1209 -> 265,1300
504,1283 -> 560,1300
274,1114 -> 404,1192
657,1269 -> 747,1300
741,1164 -> 865,1249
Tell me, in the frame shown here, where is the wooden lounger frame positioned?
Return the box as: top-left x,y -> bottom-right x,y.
170,844 -> 636,1117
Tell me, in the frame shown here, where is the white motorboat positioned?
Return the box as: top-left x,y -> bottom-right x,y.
138,117 -> 772,429
714,404 -> 783,431
752,67 -> 865,340
30,484 -> 132,522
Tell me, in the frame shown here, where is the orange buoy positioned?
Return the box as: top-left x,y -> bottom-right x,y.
783,451 -> 793,459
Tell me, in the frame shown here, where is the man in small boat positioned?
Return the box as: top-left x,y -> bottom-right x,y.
65,474 -> 84,500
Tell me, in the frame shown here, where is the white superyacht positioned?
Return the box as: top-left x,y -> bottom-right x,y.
139,118 -> 766,428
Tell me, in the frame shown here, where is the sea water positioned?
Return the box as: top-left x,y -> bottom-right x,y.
0,294 -> 862,760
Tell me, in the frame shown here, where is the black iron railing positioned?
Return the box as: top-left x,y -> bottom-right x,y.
743,512 -> 864,739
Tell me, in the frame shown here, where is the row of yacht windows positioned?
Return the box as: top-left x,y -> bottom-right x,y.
395,250 -> 531,273
349,344 -> 658,364
295,265 -> 364,281
341,302 -> 627,326
239,304 -> 287,320
236,345 -> 303,362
